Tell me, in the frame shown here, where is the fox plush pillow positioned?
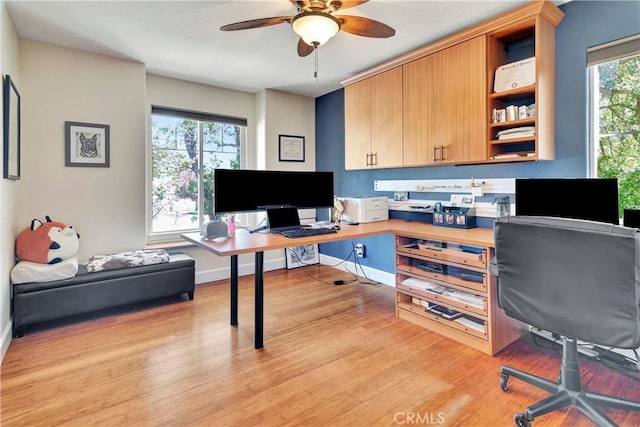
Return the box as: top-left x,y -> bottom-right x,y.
15,216 -> 80,264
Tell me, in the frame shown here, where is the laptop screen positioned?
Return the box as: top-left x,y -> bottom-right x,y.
267,207 -> 301,231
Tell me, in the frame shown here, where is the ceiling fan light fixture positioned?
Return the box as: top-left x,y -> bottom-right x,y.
291,12 -> 341,47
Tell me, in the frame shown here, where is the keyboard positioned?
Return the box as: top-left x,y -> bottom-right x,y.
281,227 -> 338,238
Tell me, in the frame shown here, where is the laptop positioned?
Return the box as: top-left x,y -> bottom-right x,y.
266,207 -> 303,233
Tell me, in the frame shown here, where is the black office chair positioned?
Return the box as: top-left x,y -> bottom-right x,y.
492,216 -> 640,426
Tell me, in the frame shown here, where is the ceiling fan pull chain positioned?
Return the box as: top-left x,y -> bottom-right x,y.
314,46 -> 319,81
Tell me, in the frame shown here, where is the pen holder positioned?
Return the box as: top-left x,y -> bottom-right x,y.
432,206 -> 477,229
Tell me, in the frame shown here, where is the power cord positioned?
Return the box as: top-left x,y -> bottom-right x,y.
529,331 -> 640,379
285,243 -> 382,287
347,242 -> 381,286
285,247 -> 358,285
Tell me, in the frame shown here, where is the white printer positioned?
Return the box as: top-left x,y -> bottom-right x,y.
340,197 -> 389,224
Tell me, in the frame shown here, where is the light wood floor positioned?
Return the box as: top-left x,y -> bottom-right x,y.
2,265 -> 640,426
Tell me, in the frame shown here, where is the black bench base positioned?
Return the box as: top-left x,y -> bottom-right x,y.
12,253 -> 195,337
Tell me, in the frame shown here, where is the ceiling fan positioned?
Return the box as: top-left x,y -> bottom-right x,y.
220,0 -> 396,57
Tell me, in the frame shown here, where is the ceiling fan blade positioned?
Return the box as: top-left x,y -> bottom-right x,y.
328,0 -> 369,11
290,0 -> 310,10
337,15 -> 395,38
220,16 -> 291,31
297,38 -> 315,57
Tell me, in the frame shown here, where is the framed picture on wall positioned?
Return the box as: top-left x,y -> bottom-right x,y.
285,244 -> 319,269
3,74 -> 21,180
278,134 -> 305,162
65,121 -> 110,167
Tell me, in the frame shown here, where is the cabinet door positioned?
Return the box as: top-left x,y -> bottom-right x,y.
435,45 -> 460,162
438,36 -> 486,163
344,79 -> 371,170
403,54 -> 438,165
454,36 -> 487,163
371,68 -> 403,168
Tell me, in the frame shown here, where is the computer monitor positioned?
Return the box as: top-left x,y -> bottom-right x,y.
213,169 -> 334,214
624,209 -> 640,228
515,178 -> 619,225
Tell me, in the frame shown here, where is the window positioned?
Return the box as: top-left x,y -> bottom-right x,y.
149,106 -> 246,241
588,35 -> 640,217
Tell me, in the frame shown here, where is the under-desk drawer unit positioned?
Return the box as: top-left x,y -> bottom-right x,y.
394,233 -> 505,354
396,237 -> 487,269
396,256 -> 487,293
396,293 -> 488,340
396,272 -> 488,317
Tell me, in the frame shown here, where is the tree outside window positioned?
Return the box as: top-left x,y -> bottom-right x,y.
591,53 -> 640,217
151,113 -> 242,235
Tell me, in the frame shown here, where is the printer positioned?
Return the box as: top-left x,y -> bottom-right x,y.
340,197 -> 389,224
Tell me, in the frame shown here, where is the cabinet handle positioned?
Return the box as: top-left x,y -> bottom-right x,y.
441,145 -> 447,161
434,146 -> 442,162
372,153 -> 378,166
366,153 -> 371,166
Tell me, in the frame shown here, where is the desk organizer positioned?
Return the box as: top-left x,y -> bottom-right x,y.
432,207 -> 477,229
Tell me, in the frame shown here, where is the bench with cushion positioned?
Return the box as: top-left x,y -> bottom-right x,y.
12,253 -> 195,337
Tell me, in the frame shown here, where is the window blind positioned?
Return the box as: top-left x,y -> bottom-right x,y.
587,34 -> 640,66
151,106 -> 247,127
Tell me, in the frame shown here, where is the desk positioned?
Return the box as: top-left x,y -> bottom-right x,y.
182,220 -> 495,349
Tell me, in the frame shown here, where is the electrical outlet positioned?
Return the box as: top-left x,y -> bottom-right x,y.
356,243 -> 365,258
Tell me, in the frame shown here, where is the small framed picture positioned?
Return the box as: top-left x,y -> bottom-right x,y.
278,134 -> 305,162
65,121 -> 110,167
286,244 -> 319,269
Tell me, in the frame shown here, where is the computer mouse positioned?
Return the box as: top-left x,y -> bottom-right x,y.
331,224 -> 341,230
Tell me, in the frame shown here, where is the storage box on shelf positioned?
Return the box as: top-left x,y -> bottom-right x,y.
395,234 -> 521,355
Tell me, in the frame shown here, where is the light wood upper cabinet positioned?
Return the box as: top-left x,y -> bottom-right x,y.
342,1 -> 564,169
451,35 -> 487,164
345,67 -> 403,170
403,36 -> 486,165
403,51 -> 438,165
344,79 -> 371,170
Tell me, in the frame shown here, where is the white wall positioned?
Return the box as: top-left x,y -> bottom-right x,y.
18,40 -> 147,262
261,89 -> 315,171
1,38 -> 317,363
146,79 -> 317,283
0,1 -> 21,361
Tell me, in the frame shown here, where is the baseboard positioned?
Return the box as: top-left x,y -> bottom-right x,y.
193,253 -> 395,288
195,257 -> 286,284
319,254 -> 395,287
0,319 -> 13,365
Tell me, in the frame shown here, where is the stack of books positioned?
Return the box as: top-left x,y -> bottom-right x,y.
496,126 -> 535,140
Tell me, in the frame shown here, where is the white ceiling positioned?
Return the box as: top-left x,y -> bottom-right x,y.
7,0 -> 547,98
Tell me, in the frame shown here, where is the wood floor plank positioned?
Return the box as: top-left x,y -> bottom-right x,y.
2,265 -> 640,426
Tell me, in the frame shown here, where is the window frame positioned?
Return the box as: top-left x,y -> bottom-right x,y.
146,106 -> 247,244
588,35 -> 640,177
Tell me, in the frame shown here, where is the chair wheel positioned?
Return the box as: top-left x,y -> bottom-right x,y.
514,413 -> 531,427
500,373 -> 509,391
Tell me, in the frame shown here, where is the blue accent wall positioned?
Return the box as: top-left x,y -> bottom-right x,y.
315,1 -> 640,273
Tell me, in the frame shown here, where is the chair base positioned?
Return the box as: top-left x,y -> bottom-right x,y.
500,338 -> 640,426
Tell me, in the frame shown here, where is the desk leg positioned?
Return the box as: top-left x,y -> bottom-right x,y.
230,255 -> 238,326
255,251 -> 264,349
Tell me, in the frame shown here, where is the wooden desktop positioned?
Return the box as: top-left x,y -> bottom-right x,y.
182,219 -> 521,353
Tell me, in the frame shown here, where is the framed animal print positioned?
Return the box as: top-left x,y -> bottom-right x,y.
65,121 -> 110,167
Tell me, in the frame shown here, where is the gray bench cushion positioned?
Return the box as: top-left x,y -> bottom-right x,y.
14,254 -> 194,294
13,253 -> 195,337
